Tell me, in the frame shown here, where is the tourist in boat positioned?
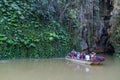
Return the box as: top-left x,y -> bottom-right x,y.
90,52 -> 96,61
79,51 -> 86,60
66,52 -> 71,58
85,53 -> 90,61
67,50 -> 77,59
89,52 -> 105,62
77,52 -> 80,59
69,50 -> 75,58
74,52 -> 78,59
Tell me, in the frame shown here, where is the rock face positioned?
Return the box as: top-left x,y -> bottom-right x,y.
110,0 -> 120,32
77,0 -> 115,54
109,0 -> 120,55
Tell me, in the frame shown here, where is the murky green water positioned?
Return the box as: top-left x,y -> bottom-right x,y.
0,56 -> 120,80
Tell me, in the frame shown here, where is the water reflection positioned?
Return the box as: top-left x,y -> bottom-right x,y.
66,61 -> 91,73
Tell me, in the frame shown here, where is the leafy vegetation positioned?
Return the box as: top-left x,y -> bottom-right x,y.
109,0 -> 120,58
0,0 -> 81,59
1,0 -> 120,59
110,24 -> 120,58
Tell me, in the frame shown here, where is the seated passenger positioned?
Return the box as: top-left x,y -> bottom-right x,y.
85,53 -> 90,61
90,52 -> 96,61
79,51 -> 86,60
70,50 -> 77,59
77,52 -> 80,59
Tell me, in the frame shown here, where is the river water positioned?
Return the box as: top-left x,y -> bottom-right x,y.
0,56 -> 120,80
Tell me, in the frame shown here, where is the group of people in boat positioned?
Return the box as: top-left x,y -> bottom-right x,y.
66,50 -> 105,62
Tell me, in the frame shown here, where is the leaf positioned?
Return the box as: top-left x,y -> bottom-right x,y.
20,15 -> 25,19
11,2 -> 21,10
0,41 -> 3,44
7,40 -> 14,45
3,0 -> 7,3
24,40 -> 30,45
29,43 -> 36,47
49,37 -> 53,41
34,39 -> 40,42
0,37 -> 8,41
0,34 -> 5,37
17,11 -> 22,15
0,19 -> 4,23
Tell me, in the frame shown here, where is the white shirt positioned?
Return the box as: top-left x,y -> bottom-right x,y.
85,55 -> 90,61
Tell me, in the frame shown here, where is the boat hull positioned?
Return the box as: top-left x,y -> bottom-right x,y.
65,57 -> 102,65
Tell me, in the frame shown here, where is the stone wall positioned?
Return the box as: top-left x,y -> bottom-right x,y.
77,0 -> 115,54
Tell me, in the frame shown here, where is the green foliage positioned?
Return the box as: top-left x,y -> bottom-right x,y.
111,27 -> 120,55
110,25 -> 120,57
0,0 -> 76,59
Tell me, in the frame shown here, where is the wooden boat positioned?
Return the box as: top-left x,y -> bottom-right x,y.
65,57 -> 103,65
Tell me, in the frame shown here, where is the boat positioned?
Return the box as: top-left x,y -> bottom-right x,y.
65,57 -> 103,65
66,50 -> 105,65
